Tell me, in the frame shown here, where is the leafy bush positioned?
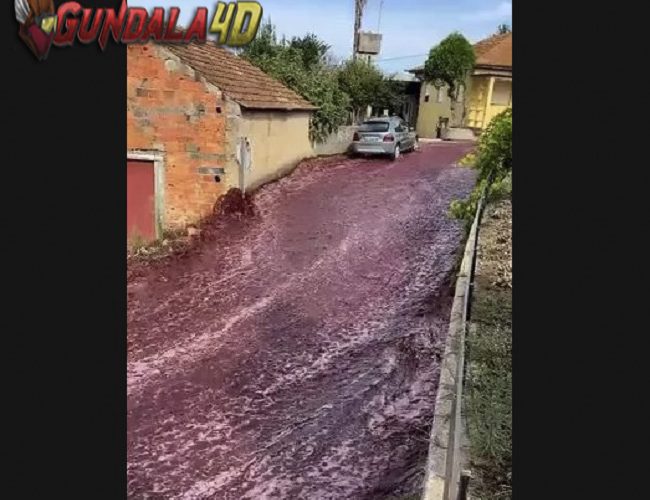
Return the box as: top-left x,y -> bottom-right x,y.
374,79 -> 409,117
458,152 -> 476,166
451,108 -> 512,223
242,21 -> 349,143
474,108 -> 512,182
302,68 -> 350,142
242,21 -> 409,141
450,178 -> 488,222
337,59 -> 405,122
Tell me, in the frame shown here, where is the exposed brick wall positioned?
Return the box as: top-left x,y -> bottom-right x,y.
127,44 -> 228,230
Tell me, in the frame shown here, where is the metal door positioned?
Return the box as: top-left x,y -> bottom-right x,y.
127,159 -> 156,242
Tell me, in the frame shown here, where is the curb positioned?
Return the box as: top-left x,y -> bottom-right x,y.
421,192 -> 485,500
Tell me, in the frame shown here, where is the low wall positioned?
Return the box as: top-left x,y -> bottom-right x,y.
312,126 -> 357,156
421,190 -> 486,500
241,109 -> 314,192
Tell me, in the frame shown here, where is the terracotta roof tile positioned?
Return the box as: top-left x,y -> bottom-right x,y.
162,42 -> 317,112
474,32 -> 512,68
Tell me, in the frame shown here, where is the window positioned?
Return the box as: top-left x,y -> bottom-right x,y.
491,80 -> 511,106
360,121 -> 390,132
424,94 -> 430,103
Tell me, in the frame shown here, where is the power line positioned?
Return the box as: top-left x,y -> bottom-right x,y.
375,53 -> 428,62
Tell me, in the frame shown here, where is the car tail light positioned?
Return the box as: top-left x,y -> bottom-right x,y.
383,134 -> 394,142
353,132 -> 360,141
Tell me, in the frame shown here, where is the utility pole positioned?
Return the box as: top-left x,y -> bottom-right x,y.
353,0 -> 367,59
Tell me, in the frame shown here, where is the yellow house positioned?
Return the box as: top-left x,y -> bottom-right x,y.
408,32 -> 512,137
465,32 -> 512,131
411,80 -> 457,139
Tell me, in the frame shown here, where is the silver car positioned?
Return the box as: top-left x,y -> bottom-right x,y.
350,117 -> 419,160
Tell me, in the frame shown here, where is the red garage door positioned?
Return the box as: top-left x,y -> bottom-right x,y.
127,159 -> 156,242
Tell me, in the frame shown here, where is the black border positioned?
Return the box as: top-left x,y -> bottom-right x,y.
4,0 -> 644,497
516,2 -> 644,499
5,1 -> 126,496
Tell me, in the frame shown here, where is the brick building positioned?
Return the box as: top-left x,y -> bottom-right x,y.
127,42 -> 316,242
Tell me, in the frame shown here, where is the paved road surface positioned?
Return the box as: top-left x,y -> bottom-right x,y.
127,142 -> 476,499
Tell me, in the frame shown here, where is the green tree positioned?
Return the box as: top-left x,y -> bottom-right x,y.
497,24 -> 511,34
423,32 -> 476,126
301,68 -> 350,141
241,22 -> 349,142
241,19 -> 280,61
290,33 -> 331,70
337,59 -> 385,122
373,78 -> 408,117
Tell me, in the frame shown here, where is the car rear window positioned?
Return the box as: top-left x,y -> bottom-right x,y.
359,121 -> 389,132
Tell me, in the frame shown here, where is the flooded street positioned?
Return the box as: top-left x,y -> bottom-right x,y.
127,142 -> 476,499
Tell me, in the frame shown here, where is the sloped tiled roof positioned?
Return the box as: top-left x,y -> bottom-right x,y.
407,32 -> 512,74
163,42 -> 317,112
474,32 -> 512,69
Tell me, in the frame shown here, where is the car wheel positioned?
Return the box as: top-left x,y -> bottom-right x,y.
392,144 -> 401,160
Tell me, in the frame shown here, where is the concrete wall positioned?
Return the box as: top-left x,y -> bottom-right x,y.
415,82 -> 452,138
236,110 -> 314,191
127,45 -> 228,230
312,126 -> 357,156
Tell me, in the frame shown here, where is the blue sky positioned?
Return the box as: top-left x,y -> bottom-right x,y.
135,0 -> 512,75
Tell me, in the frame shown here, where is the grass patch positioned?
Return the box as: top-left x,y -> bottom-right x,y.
466,293 -> 512,499
465,199 -> 512,500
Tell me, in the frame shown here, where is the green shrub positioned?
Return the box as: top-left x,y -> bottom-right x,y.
337,59 -> 407,122
458,152 -> 477,166
242,21 -> 350,143
474,108 -> 512,183
451,108 -> 512,224
242,21 -> 412,142
467,285 -> 512,499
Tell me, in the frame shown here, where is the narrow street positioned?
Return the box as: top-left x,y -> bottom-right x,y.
127,142 -> 476,499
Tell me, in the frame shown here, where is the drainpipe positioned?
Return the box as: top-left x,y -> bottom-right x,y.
236,137 -> 252,194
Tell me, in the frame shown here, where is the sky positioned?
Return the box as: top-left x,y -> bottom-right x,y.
135,0 -> 512,75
